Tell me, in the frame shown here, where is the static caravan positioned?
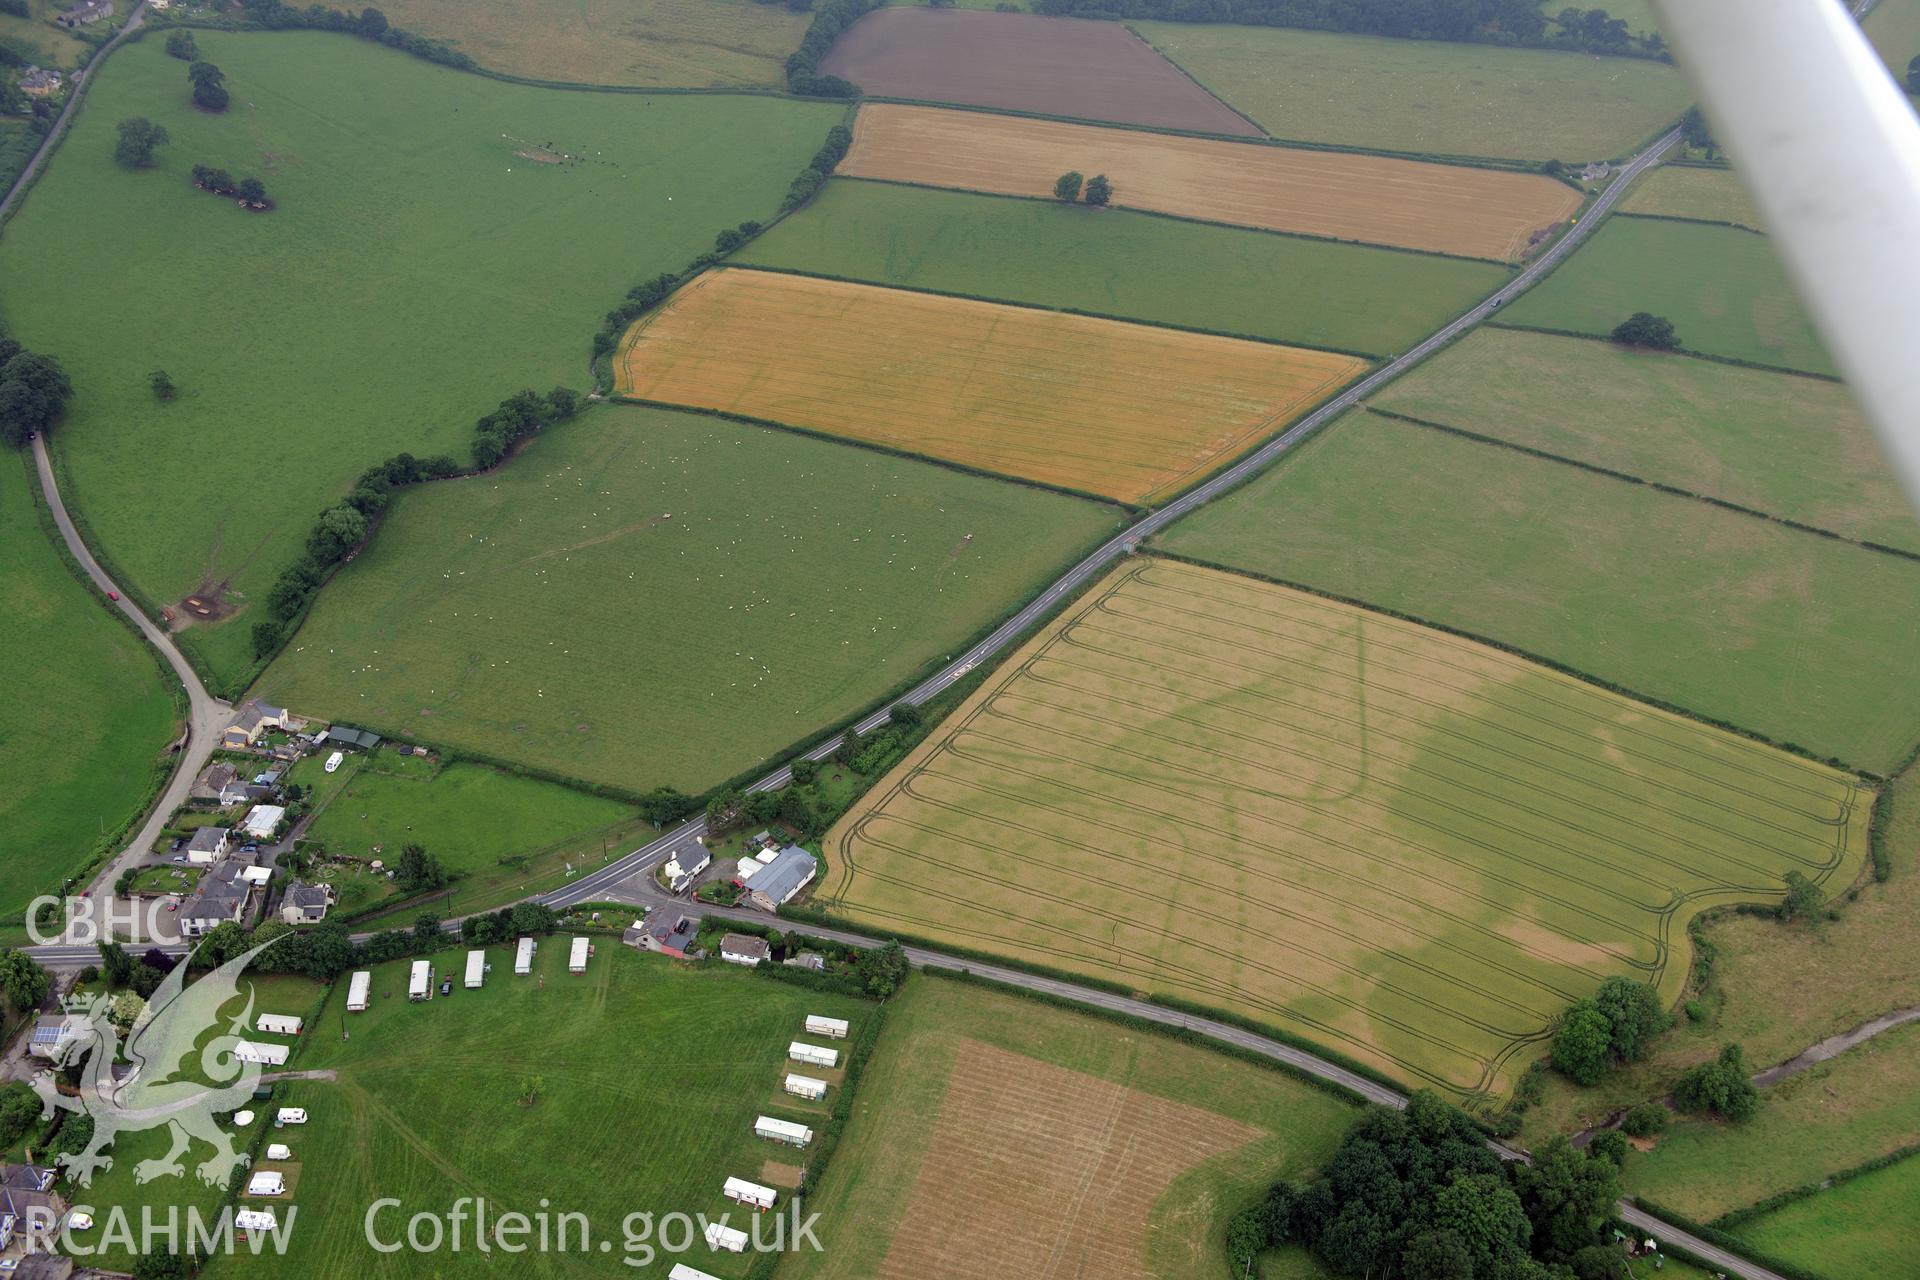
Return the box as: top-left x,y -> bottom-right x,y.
346,970 -> 371,1012
668,1266 -> 724,1280
408,960 -> 431,1002
703,1222 -> 748,1254
465,950 -> 486,989
245,1171 -> 285,1197
569,936 -> 590,974
257,1014 -> 303,1036
788,1041 -> 838,1070
265,1144 -> 292,1161
275,1108 -> 307,1126
754,1115 -> 813,1148
803,1015 -> 849,1040
784,1073 -> 828,1102
234,1040 -> 290,1067
723,1176 -> 777,1211
515,936 -> 535,975
235,1209 -> 278,1233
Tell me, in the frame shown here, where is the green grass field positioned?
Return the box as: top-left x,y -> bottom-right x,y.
210,945 -> 870,1279
299,751 -> 635,918
0,30 -> 839,688
783,973 -> 1357,1279
363,0 -> 809,87
1132,20 -> 1690,160
1620,166 -> 1764,230
734,179 -> 1506,356
1731,1153 -> 1920,1280
1623,1021 -> 1920,1221
829,558 -> 1870,1102
1503,217 -> 1835,374
261,403 -> 1120,794
1368,327 -> 1918,551
1865,0 -> 1920,87
1158,413 -> 1920,773
0,453 -> 176,920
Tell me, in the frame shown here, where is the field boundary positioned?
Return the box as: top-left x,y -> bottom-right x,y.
829,173 -> 1523,268
1630,1198 -> 1834,1280
1616,209 -> 1766,236
1143,548 -> 1880,780
1116,17 -> 1269,139
1709,1141 -> 1920,1230
1363,407 -> 1920,565
724,254 -> 1390,358
1486,321 -> 1842,383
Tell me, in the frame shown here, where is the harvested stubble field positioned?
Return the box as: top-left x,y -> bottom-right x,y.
817,8 -> 1260,136
1134,20 -> 1691,161
357,0 -> 809,87
1503,217 -> 1836,375
1368,328 -> 1920,552
1160,412 -> 1920,772
739,180 -> 1503,356
825,559 -> 1871,1102
616,269 -> 1366,503
782,975 -> 1356,1280
841,104 -> 1580,261
1621,166 -> 1764,231
262,404 -> 1118,794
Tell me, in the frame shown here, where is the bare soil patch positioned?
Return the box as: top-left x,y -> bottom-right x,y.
171,582 -> 234,628
760,1159 -> 804,1188
818,8 -> 1260,137
845,104 -> 1579,261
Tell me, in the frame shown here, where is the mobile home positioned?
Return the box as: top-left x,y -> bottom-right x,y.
275,1108 -> 307,1126
465,950 -> 486,989
346,970 -> 371,1012
803,1014 -> 849,1040
245,1171 -> 285,1197
668,1266 -> 723,1280
265,1144 -> 292,1161
408,960 -> 431,1001
515,936 -> 535,974
235,1209 -> 278,1233
788,1041 -> 838,1069
233,1040 -> 289,1067
569,936 -> 589,974
256,1014 -> 303,1036
784,1073 -> 828,1101
723,1176 -> 777,1211
754,1115 -> 813,1148
703,1222 -> 748,1254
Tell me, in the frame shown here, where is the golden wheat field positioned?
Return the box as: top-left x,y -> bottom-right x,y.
824,558 -> 1873,1103
614,269 -> 1368,503
840,103 -> 1582,260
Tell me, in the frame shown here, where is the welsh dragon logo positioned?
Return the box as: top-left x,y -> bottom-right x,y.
34,935 -> 287,1188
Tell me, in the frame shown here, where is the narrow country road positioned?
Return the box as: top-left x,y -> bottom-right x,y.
0,1 -> 147,221
32,434 -> 226,938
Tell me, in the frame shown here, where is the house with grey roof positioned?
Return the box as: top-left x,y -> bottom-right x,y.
719,933 -> 771,967
625,905 -> 698,958
186,826 -> 231,865
178,861 -> 253,937
190,762 -> 239,802
280,880 -> 333,925
54,0 -> 110,29
222,699 -> 287,749
745,846 -> 817,912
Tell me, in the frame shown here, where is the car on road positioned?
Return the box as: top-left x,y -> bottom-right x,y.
107,591 -> 119,600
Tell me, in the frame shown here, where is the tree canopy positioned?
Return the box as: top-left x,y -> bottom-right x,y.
113,116 -> 169,168
0,349 -> 74,447
1083,173 -> 1113,206
187,61 -> 229,112
1610,311 -> 1679,349
1053,171 -> 1083,202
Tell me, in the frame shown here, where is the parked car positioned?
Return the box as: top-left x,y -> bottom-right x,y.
439,979 -> 452,996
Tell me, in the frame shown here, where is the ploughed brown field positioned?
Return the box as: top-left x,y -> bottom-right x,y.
817,8 -> 1261,137
613,269 -> 1367,504
843,104 -> 1580,261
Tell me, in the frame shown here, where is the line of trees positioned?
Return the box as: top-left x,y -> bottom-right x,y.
235,3 -> 476,71
0,335 -> 72,448
1030,0 -> 1665,59
190,164 -> 270,208
470,384 -> 581,469
782,123 -> 853,212
784,0 -> 877,97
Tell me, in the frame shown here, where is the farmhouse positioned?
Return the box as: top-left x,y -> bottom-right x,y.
465,949 -> 486,989
719,934 -> 770,967
661,842 -> 710,893
624,905 -> 698,957
17,67 -> 62,99
280,880 -> 334,925
514,936 -> 535,974
234,1040 -> 289,1067
222,699 -> 287,749
745,846 -> 817,912
753,1115 -> 812,1148
240,805 -> 287,841
788,1041 -> 838,1069
346,970 -> 372,1012
704,1222 -> 749,1254
408,960 -> 431,1001
804,1014 -> 848,1040
190,762 -> 239,802
186,826 -> 231,865
177,862 -> 253,936
722,1176 -> 776,1210
784,1073 -> 827,1101
53,0 -> 111,28
257,1014 -> 302,1036
569,937 -> 590,973
246,1171 -> 285,1197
